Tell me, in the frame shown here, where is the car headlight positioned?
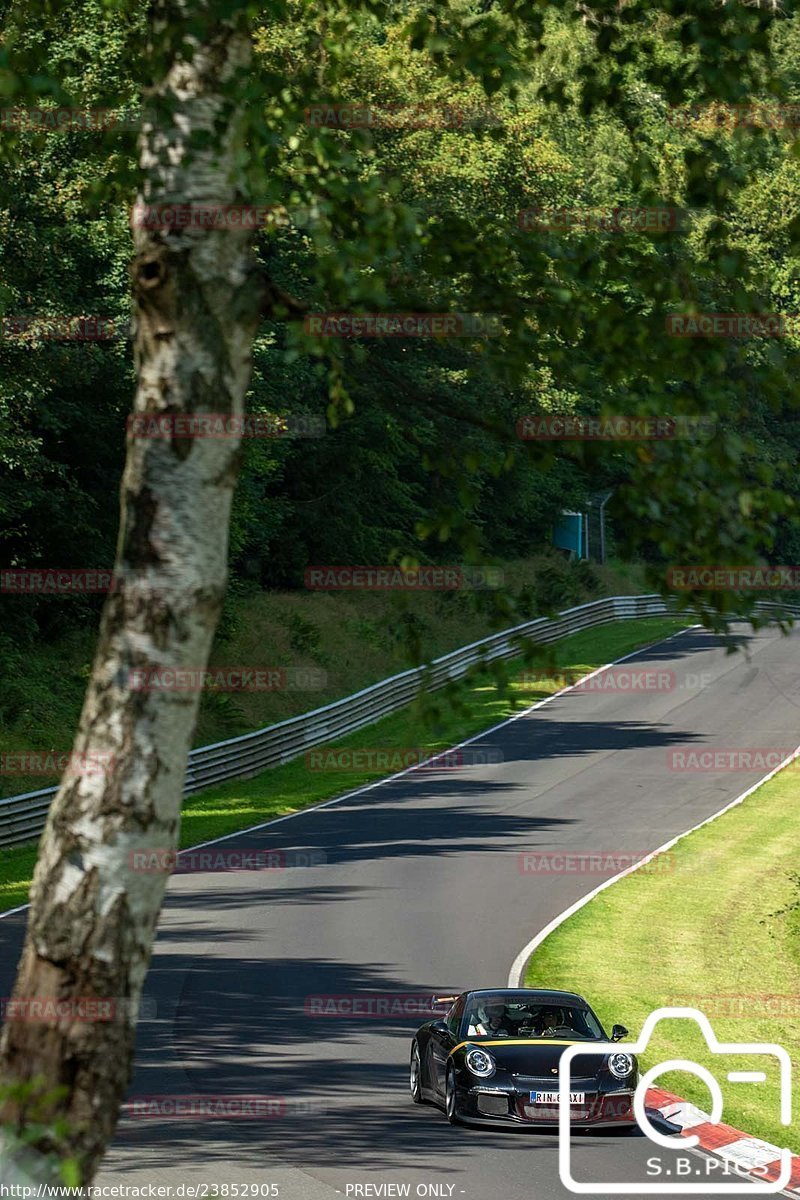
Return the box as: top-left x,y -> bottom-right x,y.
465,1047 -> 496,1078
607,1052 -> 634,1079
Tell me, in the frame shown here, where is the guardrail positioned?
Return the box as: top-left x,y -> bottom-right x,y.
1,593 -> 795,850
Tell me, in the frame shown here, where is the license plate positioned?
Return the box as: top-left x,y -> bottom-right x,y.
531,1091 -> 585,1104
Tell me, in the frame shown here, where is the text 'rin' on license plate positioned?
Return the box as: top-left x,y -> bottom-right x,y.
532,1091 -> 585,1103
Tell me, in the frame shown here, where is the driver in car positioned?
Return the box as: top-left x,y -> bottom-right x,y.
535,1006 -> 568,1036
468,999 -> 515,1038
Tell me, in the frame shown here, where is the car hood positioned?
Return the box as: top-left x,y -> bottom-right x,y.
460,1039 -> 608,1075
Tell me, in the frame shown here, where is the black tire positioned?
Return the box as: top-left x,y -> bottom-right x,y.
445,1063 -> 461,1125
410,1042 -> 425,1104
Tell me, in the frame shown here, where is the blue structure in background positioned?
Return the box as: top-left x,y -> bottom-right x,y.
553,511 -> 585,560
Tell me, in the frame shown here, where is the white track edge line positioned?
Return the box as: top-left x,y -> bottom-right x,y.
507,741 -> 800,987
506,747 -> 800,1194
0,621 -> 698,923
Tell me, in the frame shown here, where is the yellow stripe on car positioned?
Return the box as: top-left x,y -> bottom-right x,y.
449,1038 -> 577,1056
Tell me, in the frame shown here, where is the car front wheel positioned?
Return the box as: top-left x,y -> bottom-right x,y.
410,1042 -> 425,1104
445,1064 -> 461,1125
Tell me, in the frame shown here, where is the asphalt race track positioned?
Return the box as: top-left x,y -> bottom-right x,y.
2,623 -> 799,1199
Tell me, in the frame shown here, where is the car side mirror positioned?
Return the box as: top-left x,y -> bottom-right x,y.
611,1024 -> 628,1042
431,1018 -> 448,1033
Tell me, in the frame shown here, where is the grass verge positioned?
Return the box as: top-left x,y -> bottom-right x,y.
525,753 -> 800,1152
0,615 -> 686,916
0,556 -> 648,797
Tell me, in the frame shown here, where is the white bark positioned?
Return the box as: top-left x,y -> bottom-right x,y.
0,0 -> 264,1180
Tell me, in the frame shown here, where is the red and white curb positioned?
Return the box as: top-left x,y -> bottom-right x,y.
648,1087 -> 800,1193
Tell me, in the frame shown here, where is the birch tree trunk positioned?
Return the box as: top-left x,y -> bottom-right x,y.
0,0 -> 266,1181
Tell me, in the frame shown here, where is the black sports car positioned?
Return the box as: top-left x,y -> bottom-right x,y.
409,988 -> 638,1128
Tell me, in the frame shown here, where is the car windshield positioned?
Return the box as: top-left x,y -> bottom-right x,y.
462,997 -> 604,1041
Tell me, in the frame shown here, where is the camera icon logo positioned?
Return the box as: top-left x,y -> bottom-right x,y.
558,1007 -> 792,1194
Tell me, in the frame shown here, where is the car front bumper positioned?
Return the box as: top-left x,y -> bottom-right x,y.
461,1085 -> 637,1127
